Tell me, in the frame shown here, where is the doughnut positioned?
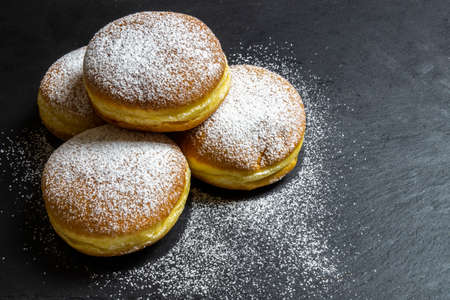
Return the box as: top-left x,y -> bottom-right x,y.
41,125 -> 190,256
177,65 -> 306,190
83,11 -> 231,132
38,46 -> 103,140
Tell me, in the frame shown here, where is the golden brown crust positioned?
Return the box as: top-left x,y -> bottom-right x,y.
44,166 -> 190,257
178,65 -> 306,173
38,91 -> 104,140
38,104 -> 75,140
42,125 -> 189,237
42,167 -> 186,237
91,101 -> 223,132
193,156 -> 298,191
38,47 -> 103,139
83,11 -> 227,110
86,65 -> 231,132
40,47 -> 97,118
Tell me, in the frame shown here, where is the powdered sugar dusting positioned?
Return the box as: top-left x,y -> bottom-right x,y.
42,125 -> 187,235
84,12 -> 226,109
2,40 -> 344,298
0,128 -> 62,263
185,64 -> 305,170
39,46 -> 95,118
86,41 -> 344,298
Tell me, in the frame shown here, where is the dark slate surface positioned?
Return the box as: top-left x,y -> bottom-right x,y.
0,0 -> 449,298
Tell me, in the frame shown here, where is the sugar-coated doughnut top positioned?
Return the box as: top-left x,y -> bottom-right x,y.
42,125 -> 188,236
84,11 -> 226,109
39,46 -> 95,118
181,65 -> 306,171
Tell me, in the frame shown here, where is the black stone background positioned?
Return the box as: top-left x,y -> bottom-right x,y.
0,0 -> 449,299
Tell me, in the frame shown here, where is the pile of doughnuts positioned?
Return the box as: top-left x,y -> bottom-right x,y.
39,11 -> 306,256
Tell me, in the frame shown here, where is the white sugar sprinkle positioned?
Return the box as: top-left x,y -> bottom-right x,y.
84,12 -> 225,109
39,46 -> 95,118
1,40 -> 345,298
185,64 -> 305,170
43,125 -> 187,235
86,41 -> 344,298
